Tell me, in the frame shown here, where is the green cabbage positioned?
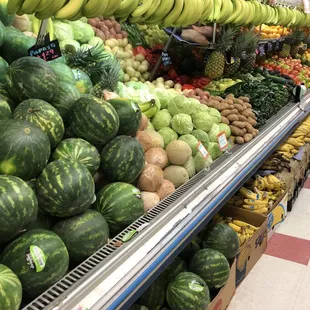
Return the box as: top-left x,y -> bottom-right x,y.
168,95 -> 192,116
192,112 -> 213,132
88,37 -> 104,47
59,39 -> 80,52
194,152 -> 213,173
158,127 -> 178,148
171,114 -> 193,135
151,109 -> 172,130
208,124 -> 221,143
53,20 -> 74,42
191,129 -> 210,147
178,134 -> 199,155
218,123 -> 231,138
147,121 -> 155,130
154,88 -> 178,109
209,108 -> 222,124
183,156 -> 196,178
187,98 -> 210,116
65,20 -> 95,44
208,142 -> 222,160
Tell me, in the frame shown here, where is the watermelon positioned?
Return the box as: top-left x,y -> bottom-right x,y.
96,182 -> 144,235
0,264 -> 22,310
0,56 -> 8,82
166,272 -> 210,310
69,95 -> 119,147
179,236 -> 201,263
0,0 -> 15,26
53,209 -> 109,265
189,248 -> 230,289
50,62 -> 75,84
139,277 -> 166,310
36,159 -> 95,217
13,99 -> 65,149
51,82 -> 80,123
100,136 -> 145,183
0,98 -> 11,119
0,175 -> 38,244
0,119 -> 51,180
27,210 -> 54,231
108,98 -> 142,136
201,223 -> 239,259
72,69 -> 93,94
160,256 -> 187,285
1,28 -> 36,64
0,229 -> 69,299
0,82 -> 15,111
4,56 -> 59,103
52,138 -> 100,176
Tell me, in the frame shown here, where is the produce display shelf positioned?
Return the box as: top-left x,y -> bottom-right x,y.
23,103 -> 310,310
258,37 -> 285,44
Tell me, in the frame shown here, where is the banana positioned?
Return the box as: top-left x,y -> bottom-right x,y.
7,0 -> 24,14
238,233 -> 247,246
189,0 -> 204,25
55,0 -> 85,19
131,0 -> 153,18
252,207 -> 268,214
239,187 -> 262,200
144,106 -> 158,119
162,0 -> 185,27
173,0 -> 192,27
32,16 -> 41,35
244,1 -> 255,25
233,220 -> 258,231
36,0 -> 50,12
83,0 -> 109,18
139,102 -> 152,112
200,0 -> 214,22
21,0 -> 41,14
242,204 -> 266,211
212,0 -> 222,22
35,0 -> 67,19
231,0 -> 246,25
224,0 -> 241,24
229,222 -> 241,233
216,0 -> 233,24
244,199 -> 269,206
104,0 -> 122,16
148,0 -> 175,21
114,0 -> 140,18
143,0 -> 161,20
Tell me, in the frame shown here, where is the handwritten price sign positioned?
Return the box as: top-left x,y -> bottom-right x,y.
28,39 -> 62,62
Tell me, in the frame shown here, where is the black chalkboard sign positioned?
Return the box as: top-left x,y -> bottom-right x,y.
28,39 -> 62,62
162,51 -> 172,66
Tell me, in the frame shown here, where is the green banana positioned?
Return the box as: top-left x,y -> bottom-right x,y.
104,0 -> 122,16
162,0 -> 185,27
131,0 -> 153,18
55,0 -> 84,19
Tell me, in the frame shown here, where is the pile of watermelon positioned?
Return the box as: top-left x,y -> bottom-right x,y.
130,223 -> 240,310
0,55 -> 147,308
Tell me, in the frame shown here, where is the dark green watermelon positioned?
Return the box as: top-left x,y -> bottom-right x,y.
69,95 -> 119,147
0,264 -> 22,310
0,98 -> 11,119
13,99 -> 65,149
36,159 -> 95,217
166,272 -> 210,310
108,98 -> 142,136
50,62 -> 75,84
0,56 -> 8,82
72,69 -> 93,94
1,28 -> 36,64
201,223 -> 239,259
0,119 -> 51,180
52,138 -> 100,176
96,182 -> 144,235
139,277 -> 166,310
0,175 -> 38,245
189,248 -> 230,289
51,82 -> 80,123
27,210 -> 54,231
0,1 -> 15,26
0,83 -> 15,111
179,236 -> 201,263
0,229 -> 69,299
4,56 -> 59,103
0,21 -> 4,47
160,257 -> 187,286
100,136 -> 145,183
52,209 -> 109,265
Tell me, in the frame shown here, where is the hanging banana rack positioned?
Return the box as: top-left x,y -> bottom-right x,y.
22,95 -> 310,310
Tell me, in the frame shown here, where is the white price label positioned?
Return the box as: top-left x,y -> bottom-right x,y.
197,142 -> 209,159
217,132 -> 228,151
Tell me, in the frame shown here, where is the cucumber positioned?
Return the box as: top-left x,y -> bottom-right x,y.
265,75 -> 287,85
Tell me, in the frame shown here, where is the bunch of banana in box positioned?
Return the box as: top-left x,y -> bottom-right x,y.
213,214 -> 258,246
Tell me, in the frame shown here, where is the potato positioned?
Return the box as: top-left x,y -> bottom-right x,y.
226,94 -> 234,99
245,123 -> 255,134
206,99 -> 218,107
221,116 -> 230,125
243,102 -> 252,108
247,117 -> 257,127
235,136 -> 245,144
214,96 -> 223,101
234,104 -> 244,112
231,121 -> 246,129
252,129 -> 259,137
225,98 -> 234,105
242,109 -> 256,119
230,125 -> 245,136
227,114 -> 239,122
238,115 -> 247,122
239,96 -> 250,102
214,102 -> 230,111
244,133 -> 253,143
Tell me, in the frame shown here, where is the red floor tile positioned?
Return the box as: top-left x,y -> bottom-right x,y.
303,177 -> 310,189
265,233 -> 310,265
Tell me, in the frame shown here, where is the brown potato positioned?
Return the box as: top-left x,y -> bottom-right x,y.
244,133 -> 253,143
245,123 -> 255,134
232,121 -> 246,129
247,117 -> 257,127
234,104 -> 245,112
225,98 -> 234,105
238,115 -> 247,122
239,96 -> 250,102
230,125 -> 245,136
235,136 -> 245,144
221,116 -> 230,125
214,102 -> 230,111
227,114 -> 239,122
242,109 -> 256,119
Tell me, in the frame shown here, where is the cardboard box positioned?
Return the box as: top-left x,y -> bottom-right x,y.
208,259 -> 236,310
221,207 -> 267,287
267,192 -> 288,241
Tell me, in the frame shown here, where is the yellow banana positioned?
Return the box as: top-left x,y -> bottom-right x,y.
252,207 -> 268,214
244,199 -> 269,206
238,233 -> 247,246
148,0 -> 175,21
143,0 -> 161,20
35,0 -> 67,19
143,106 -> 158,119
162,0 -> 185,27
104,0 -> 122,16
131,0 -> 153,17
239,187 -> 262,200
35,0 -> 50,12
201,0 -> 214,22
114,0 -> 140,18
228,222 -> 241,233
233,220 -> 258,231
242,204 -> 266,211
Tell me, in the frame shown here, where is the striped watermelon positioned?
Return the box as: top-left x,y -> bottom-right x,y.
139,277 -> 166,310
0,119 -> 51,180
51,82 -> 80,123
108,98 -> 142,136
4,56 -> 59,103
201,223 -> 239,259
0,98 -> 12,119
0,229 -> 69,299
96,182 -> 144,235
179,236 -> 201,263
49,62 -> 75,85
27,210 -> 54,231
0,264 -> 22,310
160,256 -> 187,286
72,69 -> 93,94
36,159 -> 95,217
13,99 -> 65,149
0,175 -> 38,244
52,138 -> 100,176
69,95 -> 119,147
189,248 -> 230,289
0,82 -> 16,111
166,272 -> 210,310
100,136 -> 145,183
52,209 -> 109,265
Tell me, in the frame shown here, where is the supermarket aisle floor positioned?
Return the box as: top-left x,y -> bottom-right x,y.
228,178 -> 310,310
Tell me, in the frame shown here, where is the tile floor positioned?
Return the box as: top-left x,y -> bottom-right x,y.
228,179 -> 310,310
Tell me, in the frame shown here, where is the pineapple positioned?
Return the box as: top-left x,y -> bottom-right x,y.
240,30 -> 259,72
289,31 -> 304,57
279,43 -> 291,58
205,25 -> 239,79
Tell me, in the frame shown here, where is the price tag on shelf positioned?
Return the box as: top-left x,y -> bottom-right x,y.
161,51 -> 172,66
258,44 -> 265,56
267,41 -> 273,52
275,40 -> 280,51
217,132 -> 228,151
28,39 -> 62,62
197,141 -> 209,159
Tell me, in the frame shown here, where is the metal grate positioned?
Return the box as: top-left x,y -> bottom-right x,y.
23,168 -> 210,310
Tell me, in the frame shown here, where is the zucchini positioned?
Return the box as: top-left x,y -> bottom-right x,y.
265,75 -> 287,85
